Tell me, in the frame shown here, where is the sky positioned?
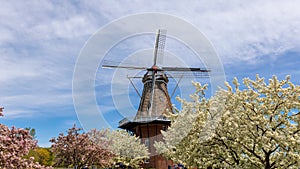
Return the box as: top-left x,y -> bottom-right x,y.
0,1 -> 300,147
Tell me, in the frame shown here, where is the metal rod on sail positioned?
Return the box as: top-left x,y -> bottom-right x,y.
102,65 -> 147,70
148,71 -> 156,117
127,75 -> 142,98
162,67 -> 211,72
171,74 -> 184,98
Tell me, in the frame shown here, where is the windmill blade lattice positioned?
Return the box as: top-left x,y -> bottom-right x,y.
155,29 -> 167,66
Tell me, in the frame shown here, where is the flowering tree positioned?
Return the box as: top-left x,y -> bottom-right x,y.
89,129 -> 149,168
50,125 -> 114,168
155,75 -> 300,169
0,109 -> 50,169
106,130 -> 149,168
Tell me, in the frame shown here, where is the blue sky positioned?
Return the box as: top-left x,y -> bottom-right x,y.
0,1 -> 300,147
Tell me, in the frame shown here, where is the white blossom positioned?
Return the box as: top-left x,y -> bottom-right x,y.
155,75 -> 300,169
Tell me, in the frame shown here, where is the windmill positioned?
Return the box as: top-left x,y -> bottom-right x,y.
102,29 -> 210,168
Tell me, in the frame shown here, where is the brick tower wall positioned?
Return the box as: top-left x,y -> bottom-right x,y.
134,124 -> 173,169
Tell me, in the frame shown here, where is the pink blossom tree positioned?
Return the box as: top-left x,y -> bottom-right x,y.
50,125 -> 114,168
0,108 -> 51,169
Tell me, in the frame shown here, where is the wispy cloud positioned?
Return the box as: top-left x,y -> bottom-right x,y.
0,1 -> 299,144
88,1 -> 300,65
0,1 -> 99,119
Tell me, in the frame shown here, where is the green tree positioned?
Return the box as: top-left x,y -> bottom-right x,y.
155,75 -> 300,169
25,147 -> 53,166
25,127 -> 36,139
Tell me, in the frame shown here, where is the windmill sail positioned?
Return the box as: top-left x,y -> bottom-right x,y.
149,29 -> 167,117
153,29 -> 167,66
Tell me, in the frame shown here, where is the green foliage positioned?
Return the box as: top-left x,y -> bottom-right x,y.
25,127 -> 36,139
25,147 -> 54,166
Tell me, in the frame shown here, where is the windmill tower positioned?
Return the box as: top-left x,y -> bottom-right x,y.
103,30 -> 210,169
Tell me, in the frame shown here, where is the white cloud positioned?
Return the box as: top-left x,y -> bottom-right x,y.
0,1 -> 299,147
86,0 -> 300,65
1,0 -> 299,120
31,15 -> 98,39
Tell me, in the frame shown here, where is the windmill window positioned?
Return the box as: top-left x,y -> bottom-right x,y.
144,138 -> 150,148
147,103 -> 151,110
